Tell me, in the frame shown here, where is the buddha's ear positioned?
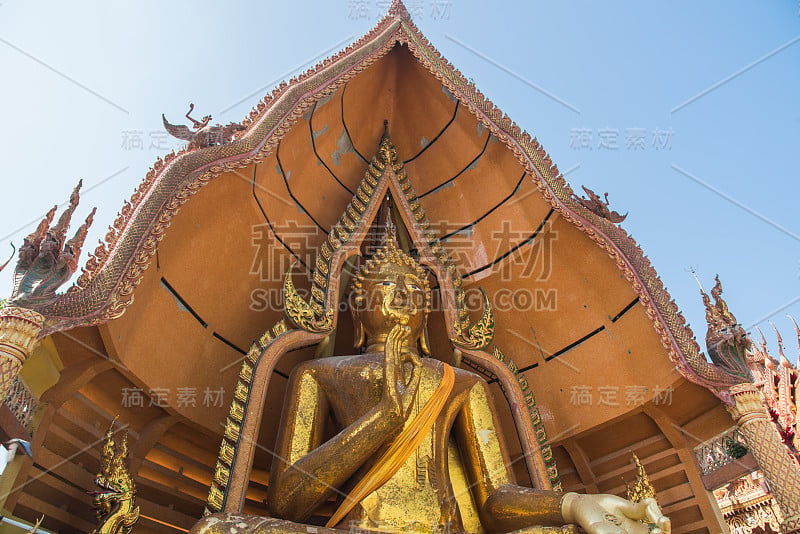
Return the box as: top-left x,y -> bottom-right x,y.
420,322 -> 431,355
350,288 -> 366,350
352,304 -> 365,351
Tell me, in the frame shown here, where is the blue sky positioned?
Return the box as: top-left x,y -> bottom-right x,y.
0,1 -> 798,363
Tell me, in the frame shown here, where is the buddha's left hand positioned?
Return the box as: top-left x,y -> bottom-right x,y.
562,492 -> 670,534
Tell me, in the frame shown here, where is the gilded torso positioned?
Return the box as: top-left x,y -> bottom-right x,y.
309,353 -> 484,533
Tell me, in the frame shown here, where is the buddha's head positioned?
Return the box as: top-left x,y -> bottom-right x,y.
351,231 -> 430,354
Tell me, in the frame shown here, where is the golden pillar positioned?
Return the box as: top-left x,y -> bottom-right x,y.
0,307 -> 45,400
727,383 -> 800,534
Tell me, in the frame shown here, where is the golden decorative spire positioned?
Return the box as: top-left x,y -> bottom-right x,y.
91,417 -> 139,534
100,415 -> 117,480
626,453 -> 656,503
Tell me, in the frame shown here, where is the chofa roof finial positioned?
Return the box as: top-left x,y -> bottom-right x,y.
387,0 -> 411,20
10,180 -> 96,305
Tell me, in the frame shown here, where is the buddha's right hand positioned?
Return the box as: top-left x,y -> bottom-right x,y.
383,323 -> 421,422
561,493 -> 670,534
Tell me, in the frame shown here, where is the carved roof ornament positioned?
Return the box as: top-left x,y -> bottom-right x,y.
162,103 -> 245,150
91,417 -> 140,534
700,275 -> 753,382
626,453 -> 657,504
703,275 -> 738,331
387,0 -> 412,19
10,181 -> 96,306
770,319 -> 798,450
727,321 -> 799,462
714,472 -> 784,534
0,244 -> 15,274
573,186 -> 628,223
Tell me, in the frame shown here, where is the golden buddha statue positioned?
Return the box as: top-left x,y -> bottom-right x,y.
192,228 -> 670,534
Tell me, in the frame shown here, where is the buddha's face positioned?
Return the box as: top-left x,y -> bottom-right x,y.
356,261 -> 428,349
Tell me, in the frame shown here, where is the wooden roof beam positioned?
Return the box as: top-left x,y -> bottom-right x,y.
73,391 -> 123,432
44,423 -> 101,463
144,448 -> 213,488
603,462 -> 686,496
588,432 -> 670,469
55,403 -> 106,441
657,481 -> 697,507
157,432 -> 220,467
249,467 -> 270,487
137,462 -> 210,503
662,496 -> 702,515
41,359 -> 113,407
644,404 -> 726,534
131,414 -> 179,475
4,360 -> 114,511
671,518 -> 710,534
135,476 -> 206,521
15,492 -> 95,532
137,496 -> 199,530
593,447 -> 679,486
562,439 -> 599,493
5,445 -> 96,518
28,465 -> 92,506
151,442 -> 215,478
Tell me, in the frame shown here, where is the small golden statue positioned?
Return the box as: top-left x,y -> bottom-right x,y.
193,226 -> 670,534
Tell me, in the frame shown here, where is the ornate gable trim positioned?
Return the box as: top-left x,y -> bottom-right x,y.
28,0 -> 736,397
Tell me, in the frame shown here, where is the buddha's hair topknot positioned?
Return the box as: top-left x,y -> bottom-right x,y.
351,227 -> 430,310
